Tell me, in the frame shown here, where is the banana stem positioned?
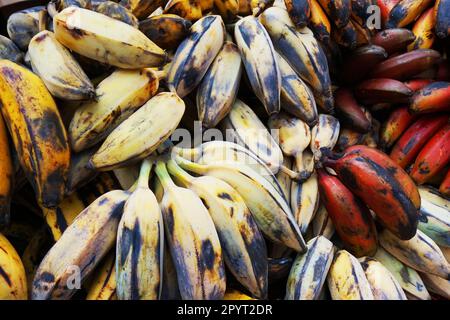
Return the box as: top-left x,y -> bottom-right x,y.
155,160 -> 176,191
172,146 -> 202,162
166,159 -> 194,187
137,158 -> 152,189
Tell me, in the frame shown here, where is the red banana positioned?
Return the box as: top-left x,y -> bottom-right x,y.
355,78 -> 413,104
390,115 -> 449,169
334,88 -> 371,133
322,145 -> 419,240
371,49 -> 441,80
410,123 -> 450,185
439,169 -> 450,197
340,45 -> 387,84
318,169 -> 378,257
436,60 -> 450,81
410,81 -> 450,114
379,106 -> 416,150
404,79 -> 434,91
371,28 -> 415,55
337,127 -> 366,151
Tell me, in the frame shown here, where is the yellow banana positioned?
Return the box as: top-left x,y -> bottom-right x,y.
120,0 -> 165,19
214,0 -> 239,22
28,30 -> 95,101
224,289 -> 256,300
310,114 -> 340,161
0,113 -> 13,225
86,251 -> 117,300
69,68 -> 160,152
0,60 -> 70,209
164,0 -> 203,21
90,92 -> 185,171
155,161 -> 226,300
276,157 -> 292,202
116,159 -> 163,300
54,7 -> 166,68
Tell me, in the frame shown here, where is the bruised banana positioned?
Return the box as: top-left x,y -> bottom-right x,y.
222,99 -> 284,175
160,243 -> 181,300
309,0 -> 331,43
386,0 -> 434,28
197,41 -> 242,129
0,114 -> 13,226
408,7 -> 435,50
0,35 -> 23,63
174,155 -> 307,252
0,60 -> 70,209
54,7 -> 166,69
0,232 -> 28,299
327,250 -> 374,300
380,229 -> 450,280
6,6 -> 44,50
155,161 -> 226,300
284,0 -> 311,27
69,68 -> 160,152
90,1 -> 139,27
285,236 -> 334,300
435,0 -> 450,39
116,159 -> 163,300
359,257 -> 407,300
234,16 -> 281,115
90,92 -> 185,171
319,0 -> 351,28
28,30 -> 94,101
167,160 -> 268,299
410,81 -> 450,114
310,114 -> 340,161
120,0 -> 165,19
168,15 -> 225,98
291,169 -> 319,235
32,189 -> 130,300
86,251 -> 116,300
374,247 -> 431,300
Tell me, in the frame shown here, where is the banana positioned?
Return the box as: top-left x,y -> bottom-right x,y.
285,236 -> 334,300
54,7 -> 166,69
371,28 -> 415,54
91,1 -> 139,27
224,289 -> 256,300
268,112 -> 312,180
410,81 -> 450,114
355,78 -> 413,104
276,157 -> 292,202
386,0 -> 434,28
120,0 -> 166,19
390,115 -> 448,169
164,0 -> 203,21
90,92 -> 185,171
440,170 -> 450,197
0,35 -> 23,63
276,52 -> 318,126
371,49 -> 441,80
374,247 -> 430,300
251,0 -> 275,16
234,16 -> 281,115
378,0 -> 401,25
334,88 -> 371,133
168,15 -> 225,98
291,169 -> 319,235
174,155 -> 307,252
160,243 -> 181,300
259,7 -> 333,112
197,41 -> 242,129
322,145 -> 420,240
404,79 -> 434,91
222,99 -> 284,174
53,0 -> 89,11
0,60 -> 70,209
167,159 -> 268,298
7,6 -> 44,50
337,127 -> 366,151
69,68 -> 160,152
318,169 -> 378,257
284,0 -> 311,27
86,251 -> 117,300
340,45 -> 387,84
318,0 -> 350,28
312,204 -> 335,239
66,148 -> 98,194
28,30 -> 94,101
310,114 -> 340,162
116,159 -> 163,300
421,272 -> 450,299
408,7 -> 435,50
139,14 -> 192,50
380,229 -> 450,279
32,189 -> 130,300
308,0 -> 331,43
155,161 -> 226,300
327,250 -> 374,300
350,0 -> 375,28
410,123 -> 450,185
379,106 -> 416,150
359,257 -> 407,300
214,0 -> 239,22
0,232 -> 28,299
0,114 -> 13,226
417,186 -> 450,248
442,245 -> 450,262
434,0 -> 450,39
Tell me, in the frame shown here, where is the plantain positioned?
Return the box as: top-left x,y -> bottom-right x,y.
0,35 -> 23,63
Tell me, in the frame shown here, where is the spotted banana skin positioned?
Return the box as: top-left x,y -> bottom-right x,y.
197,41 -> 242,129
167,160 -> 268,298
160,243 -> 181,300
120,0 -> 166,19
359,257 -> 407,300
259,7 -> 333,112
0,233 -> 28,299
374,247 -> 431,300
310,114 -> 340,161
32,189 -> 130,300
155,162 -> 226,300
7,6 -> 44,50
90,1 -> 139,27
86,251 -> 117,300
168,15 -> 225,98
0,35 -> 23,63
327,250 -> 374,300
380,229 -> 450,280
234,16 -> 281,115
285,236 -> 334,300
417,186 -> 450,248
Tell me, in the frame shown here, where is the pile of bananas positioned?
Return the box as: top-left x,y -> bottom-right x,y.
0,0 -> 449,300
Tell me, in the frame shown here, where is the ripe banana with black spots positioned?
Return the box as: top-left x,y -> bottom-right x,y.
408,7 -> 435,50
90,92 -> 185,171
284,0 -> 310,27
0,60 -> 70,209
54,7 -> 166,68
285,236 -> 334,300
0,114 -> 13,226
386,0 -> 433,28
86,251 -> 117,300
7,6 -> 44,50
155,161 -> 226,300
234,16 -> 281,115
410,81 -> 450,114
168,15 -> 225,98
167,159 -> 268,298
120,0 -> 166,19
291,169 -> 319,235
434,0 -> 450,39
310,114 -> 340,162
